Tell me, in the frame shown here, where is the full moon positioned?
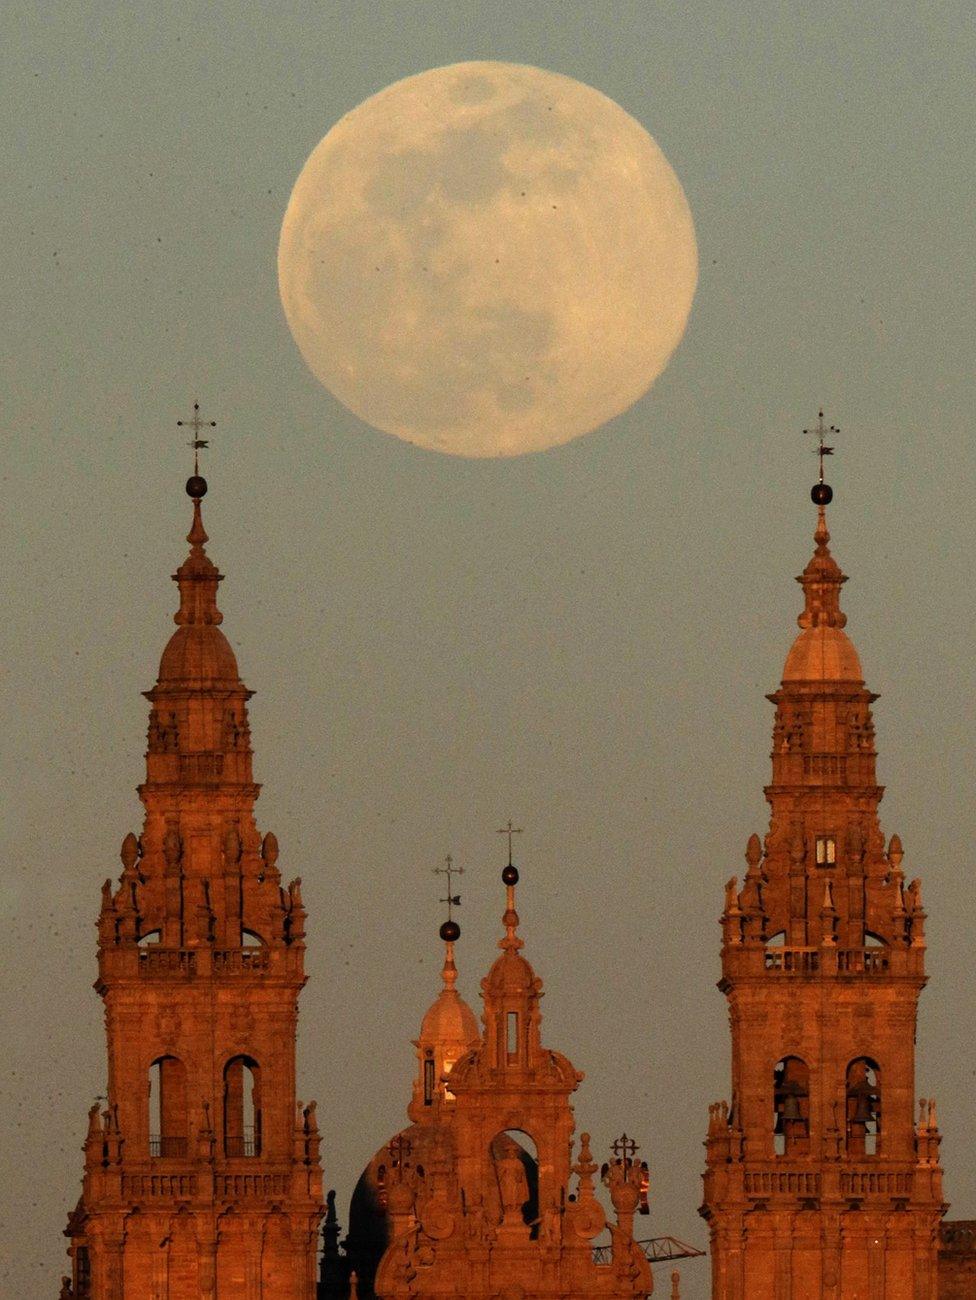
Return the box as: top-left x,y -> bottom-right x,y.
278,62 -> 697,457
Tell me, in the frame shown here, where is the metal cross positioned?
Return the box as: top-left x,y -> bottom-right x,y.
612,1133 -> 639,1166
433,853 -> 463,919
497,819 -> 523,865
388,1134 -> 412,1167
802,409 -> 839,485
177,402 -> 216,475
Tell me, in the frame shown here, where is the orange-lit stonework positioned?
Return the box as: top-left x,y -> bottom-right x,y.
324,867 -> 654,1299
701,496 -> 945,1298
61,480 -> 324,1298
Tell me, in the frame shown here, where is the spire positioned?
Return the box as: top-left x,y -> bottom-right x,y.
500,861 -> 523,955
155,470 -> 242,688
497,819 -> 524,955
796,504 -> 848,632
411,888 -> 480,1120
780,412 -> 863,685
173,477 -> 224,630
439,933 -> 459,991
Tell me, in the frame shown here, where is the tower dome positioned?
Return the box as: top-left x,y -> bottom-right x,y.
781,504 -> 863,684
410,934 -> 480,1121
156,490 -> 242,685
419,973 -> 480,1049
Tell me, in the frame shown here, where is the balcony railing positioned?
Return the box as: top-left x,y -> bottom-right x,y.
744,1167 -> 821,1198
225,1128 -> 260,1158
149,1135 -> 188,1159
762,947 -> 891,975
764,947 -> 820,974
841,1168 -> 912,1197
213,948 -> 270,974
138,948 -> 197,977
837,948 -> 890,974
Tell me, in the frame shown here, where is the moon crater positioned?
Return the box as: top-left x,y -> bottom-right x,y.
279,61 -> 698,457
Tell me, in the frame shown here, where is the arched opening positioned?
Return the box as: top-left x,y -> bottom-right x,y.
766,930 -> 786,947
137,929 -> 162,945
149,1056 -> 187,1157
223,1055 -> 261,1157
773,1057 -> 810,1156
242,929 -> 264,948
864,931 -> 886,948
489,1130 -> 538,1231
847,1058 -> 881,1156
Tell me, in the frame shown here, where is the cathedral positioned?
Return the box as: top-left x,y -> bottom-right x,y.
60,419 -> 974,1298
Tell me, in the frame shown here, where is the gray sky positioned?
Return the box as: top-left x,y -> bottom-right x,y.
2,4 -> 974,1297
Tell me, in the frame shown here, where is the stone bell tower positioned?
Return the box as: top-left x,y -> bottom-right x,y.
62,451 -> 324,1298
701,422 -> 945,1298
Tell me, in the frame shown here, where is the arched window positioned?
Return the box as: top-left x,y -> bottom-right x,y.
223,1056 -> 261,1157
773,1057 -> 810,1156
149,1056 -> 187,1158
846,1058 -> 881,1156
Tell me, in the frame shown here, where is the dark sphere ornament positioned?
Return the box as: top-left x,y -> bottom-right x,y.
439,919 -> 461,942
811,482 -> 833,506
186,474 -> 208,499
502,864 -> 519,886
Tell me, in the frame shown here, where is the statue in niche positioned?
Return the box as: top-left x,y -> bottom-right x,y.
493,1140 -> 530,1224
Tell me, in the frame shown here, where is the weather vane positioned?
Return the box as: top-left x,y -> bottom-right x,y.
433,853 -> 463,922
803,409 -> 839,506
497,819 -> 523,866
803,409 -> 839,487
177,402 -> 216,477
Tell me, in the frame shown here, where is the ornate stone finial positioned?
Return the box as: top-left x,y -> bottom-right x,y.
568,1133 -> 606,1240
574,1132 -> 597,1181
887,834 -> 904,872
261,832 -> 281,885
120,832 -> 140,873
671,1269 -> 681,1299
349,1271 -> 360,1300
744,833 -> 763,874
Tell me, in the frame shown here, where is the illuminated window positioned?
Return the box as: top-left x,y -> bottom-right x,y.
816,836 -> 837,866
443,1056 -> 457,1101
